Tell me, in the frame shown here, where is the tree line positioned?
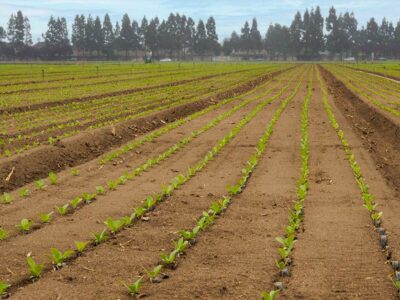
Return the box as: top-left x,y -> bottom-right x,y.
223,7 -> 400,59
0,7 -> 399,60
0,11 -> 219,59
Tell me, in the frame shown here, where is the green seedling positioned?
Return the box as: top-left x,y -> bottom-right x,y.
161,184 -> 173,197
261,290 -> 279,300
74,241 -> 89,254
179,226 -> 200,241
55,204 -> 69,216
363,202 -> 377,212
82,192 -> 96,203
278,247 -> 291,260
276,235 -> 296,250
70,197 -> 83,209
48,172 -> 58,185
104,217 -> 124,234
107,180 -> 118,191
70,169 -> 80,176
27,256 -> 44,278
160,249 -> 178,266
121,215 -> 134,226
2,192 -> 12,204
0,227 -> 7,240
17,218 -> 32,232
0,282 -> 10,296
50,247 -> 74,267
275,259 -> 286,270
122,277 -> 142,297
173,238 -> 189,253
93,229 -> 107,244
133,207 -> 147,218
144,265 -> 163,282
48,137 -> 56,145
144,196 -> 156,210
40,212 -> 54,223
371,211 -> 383,222
226,184 -> 242,195
96,186 -> 105,195
35,179 -> 46,190
19,188 -> 29,198
118,175 -> 127,185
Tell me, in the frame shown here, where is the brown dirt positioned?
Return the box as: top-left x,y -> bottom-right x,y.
0,68 -> 301,299
0,68 -> 288,193
283,70 -> 396,299
319,65 -> 400,192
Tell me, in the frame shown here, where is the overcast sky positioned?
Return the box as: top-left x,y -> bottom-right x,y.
0,0 -> 399,42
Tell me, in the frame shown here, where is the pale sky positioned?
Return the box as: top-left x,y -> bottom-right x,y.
0,0 -> 399,42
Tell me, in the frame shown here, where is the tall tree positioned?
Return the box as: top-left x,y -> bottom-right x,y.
194,20 -> 207,56
206,16 -> 219,54
85,15 -> 95,54
93,16 -> 104,54
102,14 -> 114,56
250,18 -> 262,53
366,17 -> 379,58
72,14 -> 86,55
7,11 -> 26,54
289,11 -> 303,58
119,13 -> 134,57
240,21 -> 251,53
44,16 -> 72,57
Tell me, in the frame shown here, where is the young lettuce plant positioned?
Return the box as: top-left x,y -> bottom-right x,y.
27,256 -> 44,278
19,188 -> 29,198
70,169 -> 80,176
261,290 -> 279,300
96,186 -> 105,195
74,241 -> 89,254
122,277 -> 142,297
2,192 -> 12,204
173,238 -> 189,254
144,265 -> 163,283
0,227 -> 7,240
55,204 -> 69,216
35,179 -> 46,190
104,217 -> 125,234
70,197 -> 83,209
93,229 -> 107,245
17,218 -> 32,233
50,247 -> 75,268
107,180 -> 118,191
82,192 -> 96,204
40,212 -> 54,224
0,282 -> 10,297
48,172 -> 58,185
160,249 -> 179,267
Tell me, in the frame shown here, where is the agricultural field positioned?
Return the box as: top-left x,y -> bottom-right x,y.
0,62 -> 399,300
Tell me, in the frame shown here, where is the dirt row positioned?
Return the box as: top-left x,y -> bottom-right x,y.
340,65 -> 400,82
0,67 -> 289,193
320,66 -> 400,192
0,67 -> 302,298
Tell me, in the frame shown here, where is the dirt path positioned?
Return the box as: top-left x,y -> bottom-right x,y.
284,70 -> 396,299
